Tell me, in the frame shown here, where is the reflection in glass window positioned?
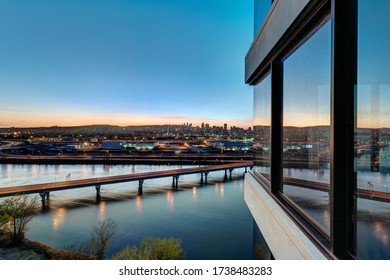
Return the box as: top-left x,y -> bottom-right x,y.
282,19 -> 331,234
356,0 -> 390,259
253,74 -> 271,182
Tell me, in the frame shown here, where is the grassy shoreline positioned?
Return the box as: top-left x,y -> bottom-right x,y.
0,239 -> 90,260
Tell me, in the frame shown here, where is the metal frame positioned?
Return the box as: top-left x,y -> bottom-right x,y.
330,0 -> 357,259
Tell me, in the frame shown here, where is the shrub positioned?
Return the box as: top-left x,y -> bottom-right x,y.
112,237 -> 186,260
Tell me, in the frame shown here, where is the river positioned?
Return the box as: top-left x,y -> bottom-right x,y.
0,164 -> 253,259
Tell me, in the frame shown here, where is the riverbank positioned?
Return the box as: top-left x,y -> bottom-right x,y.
0,240 -> 50,260
0,239 -> 89,260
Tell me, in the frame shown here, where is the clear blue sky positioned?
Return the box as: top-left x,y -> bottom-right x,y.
0,0 -> 253,128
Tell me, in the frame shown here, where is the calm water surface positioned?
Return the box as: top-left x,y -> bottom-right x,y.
0,164 -> 253,259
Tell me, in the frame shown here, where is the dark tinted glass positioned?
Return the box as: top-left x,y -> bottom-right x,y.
282,19 -> 331,234
253,74 -> 271,182
356,0 -> 390,259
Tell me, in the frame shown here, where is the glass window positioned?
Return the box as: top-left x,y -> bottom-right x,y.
282,19 -> 331,234
254,0 -> 272,37
356,0 -> 390,259
253,74 -> 271,182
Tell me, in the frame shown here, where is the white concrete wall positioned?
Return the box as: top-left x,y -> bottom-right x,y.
244,172 -> 327,260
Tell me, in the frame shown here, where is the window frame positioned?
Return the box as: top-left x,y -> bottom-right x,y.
249,0 -> 358,259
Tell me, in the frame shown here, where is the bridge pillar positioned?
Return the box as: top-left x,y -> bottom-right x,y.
172,175 -> 180,189
200,172 -> 204,184
204,171 -> 209,184
95,185 -> 101,196
245,167 -> 248,173
224,169 -> 228,181
229,168 -> 234,180
39,191 -> 50,201
250,166 -> 253,171
139,180 -> 144,192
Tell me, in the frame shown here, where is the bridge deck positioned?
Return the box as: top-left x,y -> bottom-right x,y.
0,162 -> 252,198
284,177 -> 390,203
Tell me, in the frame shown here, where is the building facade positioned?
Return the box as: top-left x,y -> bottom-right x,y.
245,0 -> 390,259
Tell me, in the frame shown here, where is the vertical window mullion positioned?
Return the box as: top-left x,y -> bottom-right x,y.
330,0 -> 357,258
271,61 -> 283,194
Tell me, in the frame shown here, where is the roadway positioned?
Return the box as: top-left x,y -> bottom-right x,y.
0,162 -> 253,199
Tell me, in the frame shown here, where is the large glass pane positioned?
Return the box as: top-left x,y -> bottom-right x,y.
282,19 -> 331,234
356,0 -> 390,259
253,74 -> 271,182
254,0 -> 272,37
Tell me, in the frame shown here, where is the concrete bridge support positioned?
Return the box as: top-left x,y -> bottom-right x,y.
204,171 -> 209,184
95,185 -> 101,196
139,179 -> 144,192
172,175 -> 180,189
200,171 -> 210,184
229,168 -> 234,180
39,191 -> 50,201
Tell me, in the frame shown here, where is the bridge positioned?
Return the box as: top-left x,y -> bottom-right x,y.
260,174 -> 390,203
0,162 -> 253,201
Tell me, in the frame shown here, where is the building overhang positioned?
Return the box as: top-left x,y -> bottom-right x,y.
245,0 -> 310,84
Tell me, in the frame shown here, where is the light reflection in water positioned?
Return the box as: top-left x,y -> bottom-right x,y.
323,210 -> 330,227
32,165 -> 40,178
192,187 -> 197,200
51,208 -> 67,231
56,165 -> 62,174
214,183 -> 219,194
213,183 -> 225,198
135,195 -> 143,214
82,165 -> 88,177
166,191 -> 175,209
98,201 -> 107,221
374,222 -> 389,246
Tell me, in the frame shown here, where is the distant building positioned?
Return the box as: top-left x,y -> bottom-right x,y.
102,141 -> 158,150
205,140 -> 251,151
123,141 -> 158,151
101,141 -> 123,150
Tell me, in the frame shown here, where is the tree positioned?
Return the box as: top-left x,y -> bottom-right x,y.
88,218 -> 117,260
0,195 -> 38,243
65,218 -> 117,260
112,237 -> 186,260
0,212 -> 8,240
111,245 -> 138,260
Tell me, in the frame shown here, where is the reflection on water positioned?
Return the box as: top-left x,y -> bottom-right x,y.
98,201 -> 106,222
0,164 -> 253,260
192,187 -> 197,200
135,196 -> 142,215
166,190 -> 175,210
51,208 -> 67,231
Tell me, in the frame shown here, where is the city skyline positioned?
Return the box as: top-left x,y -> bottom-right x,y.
0,0 -> 253,128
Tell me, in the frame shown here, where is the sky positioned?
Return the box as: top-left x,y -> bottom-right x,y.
252,0 -> 390,129
0,0 -> 253,128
